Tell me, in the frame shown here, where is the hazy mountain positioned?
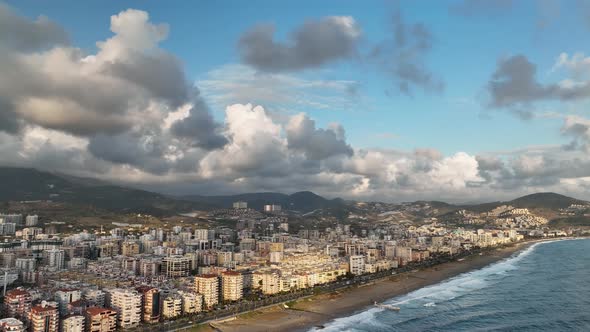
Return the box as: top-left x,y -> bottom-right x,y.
508,192 -> 587,210
182,190 -> 346,213
0,167 -> 210,215
0,167 -> 586,218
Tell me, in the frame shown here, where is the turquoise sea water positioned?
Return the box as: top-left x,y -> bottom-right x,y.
312,239 -> 590,331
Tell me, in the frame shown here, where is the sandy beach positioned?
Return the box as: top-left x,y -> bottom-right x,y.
211,240 -> 544,332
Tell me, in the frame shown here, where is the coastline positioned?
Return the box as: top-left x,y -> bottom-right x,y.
211,238 -> 560,332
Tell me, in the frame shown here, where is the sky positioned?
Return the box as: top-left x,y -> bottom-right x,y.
2,0 -> 590,203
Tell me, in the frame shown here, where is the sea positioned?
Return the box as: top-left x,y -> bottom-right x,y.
311,238 -> 590,331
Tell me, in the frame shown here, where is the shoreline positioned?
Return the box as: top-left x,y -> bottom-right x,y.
210,238 -> 570,332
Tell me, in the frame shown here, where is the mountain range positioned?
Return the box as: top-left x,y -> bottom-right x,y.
0,167 -> 587,217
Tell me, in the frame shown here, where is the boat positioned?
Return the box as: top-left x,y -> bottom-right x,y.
374,301 -> 401,311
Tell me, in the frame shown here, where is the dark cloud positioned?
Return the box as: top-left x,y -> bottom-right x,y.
238,16 -> 360,72
0,3 -> 69,52
102,51 -> 190,109
286,113 -> 353,160
170,90 -> 228,150
369,11 -> 443,95
561,115 -> 590,152
487,55 -> 590,111
88,131 -> 172,175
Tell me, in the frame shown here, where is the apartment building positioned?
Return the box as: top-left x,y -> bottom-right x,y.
161,295 -> 182,319
221,271 -> 243,302
29,302 -> 59,332
4,289 -> 32,322
61,315 -> 85,332
135,286 -> 160,324
106,289 -> 142,329
85,307 -> 117,332
194,274 -> 219,309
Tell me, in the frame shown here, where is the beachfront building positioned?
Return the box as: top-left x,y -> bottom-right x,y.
253,271 -> 282,295
349,255 -> 365,275
106,289 -> 142,329
194,274 -> 219,309
221,271 -> 244,302
162,294 -> 182,319
85,307 -> 117,332
136,286 -> 161,324
179,291 -> 203,314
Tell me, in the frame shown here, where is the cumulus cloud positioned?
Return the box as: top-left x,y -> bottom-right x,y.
0,5 -> 228,175
4,5 -> 590,203
286,113 -> 353,160
238,16 -> 361,72
0,3 -> 69,51
561,115 -> 590,152
237,10 -> 441,95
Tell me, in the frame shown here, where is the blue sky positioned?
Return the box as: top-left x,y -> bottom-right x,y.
9,0 -> 586,154
3,0 -> 590,201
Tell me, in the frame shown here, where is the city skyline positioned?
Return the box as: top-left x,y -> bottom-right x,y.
2,1 -> 590,203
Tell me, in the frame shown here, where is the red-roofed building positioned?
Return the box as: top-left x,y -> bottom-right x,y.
29,302 -> 58,332
85,307 -> 116,332
4,288 -> 32,322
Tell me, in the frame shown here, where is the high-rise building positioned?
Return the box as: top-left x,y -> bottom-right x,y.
55,289 -> 82,316
194,274 -> 219,309
15,258 -> 36,271
4,289 -> 32,322
61,315 -> 85,332
106,289 -> 142,329
232,201 -> 248,209
44,249 -> 65,270
263,204 -> 281,212
194,229 -> 208,241
161,294 -> 182,319
0,214 -> 22,225
25,215 -> 39,227
162,256 -> 190,278
135,286 -> 160,324
85,307 -> 117,332
29,302 -> 59,332
221,271 -> 243,302
0,223 -> 15,235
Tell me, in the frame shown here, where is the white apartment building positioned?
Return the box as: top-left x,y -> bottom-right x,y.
162,295 -> 182,319
194,274 -> 219,309
61,315 -> 85,332
349,255 -> 365,275
106,289 -> 142,329
55,289 -> 82,315
178,291 -> 203,314
221,271 -> 243,302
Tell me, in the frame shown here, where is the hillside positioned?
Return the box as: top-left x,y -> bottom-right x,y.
182,191 -> 346,213
0,167 -> 210,215
508,192 -> 587,210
